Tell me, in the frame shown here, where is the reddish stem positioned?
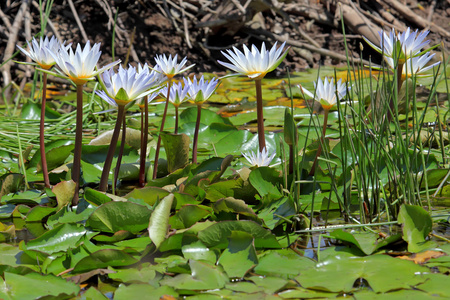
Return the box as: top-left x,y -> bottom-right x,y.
255,79 -> 266,152
40,72 -> 50,188
99,105 -> 125,191
153,80 -> 172,179
192,104 -> 202,164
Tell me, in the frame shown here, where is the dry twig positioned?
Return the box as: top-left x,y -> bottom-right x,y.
1,0 -> 29,100
67,0 -> 88,42
381,0 -> 450,37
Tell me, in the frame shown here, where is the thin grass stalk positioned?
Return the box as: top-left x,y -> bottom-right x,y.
286,68 -> 300,207
254,78 -> 266,152
16,124 -> 29,190
309,108 -> 329,176
99,105 -> 125,192
71,84 -> 84,205
114,114 -> 126,192
153,80 -> 172,179
192,104 -> 201,164
39,72 -> 50,188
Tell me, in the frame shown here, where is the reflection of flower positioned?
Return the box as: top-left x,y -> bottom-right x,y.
385,52 -> 440,80
97,64 -> 161,107
17,36 -> 69,69
52,41 -> 119,85
217,42 -> 289,79
160,81 -> 190,107
300,77 -> 348,110
242,147 -> 276,167
364,28 -> 430,63
154,54 -> 195,79
184,76 -> 219,104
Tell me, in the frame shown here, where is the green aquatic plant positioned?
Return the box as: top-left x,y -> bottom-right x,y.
96,64 -> 161,192
16,35 -> 69,188
152,54 -> 194,179
47,41 -> 120,204
184,75 -> 220,164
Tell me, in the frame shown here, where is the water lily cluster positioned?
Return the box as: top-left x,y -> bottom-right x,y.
16,26 -> 440,203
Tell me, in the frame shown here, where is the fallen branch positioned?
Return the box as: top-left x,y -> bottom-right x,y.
381,0 -> 450,37
68,0 -> 89,42
1,0 -> 29,101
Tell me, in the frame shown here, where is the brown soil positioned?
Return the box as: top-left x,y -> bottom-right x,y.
2,0 -> 450,86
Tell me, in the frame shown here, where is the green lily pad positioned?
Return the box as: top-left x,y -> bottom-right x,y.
0,271 -> 79,300
160,259 -> 229,290
86,201 -> 152,234
217,231 -> 258,278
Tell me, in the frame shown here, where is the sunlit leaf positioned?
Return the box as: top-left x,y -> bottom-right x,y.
148,194 -> 174,249
23,223 -> 88,255
398,204 -> 436,252
52,180 -> 76,210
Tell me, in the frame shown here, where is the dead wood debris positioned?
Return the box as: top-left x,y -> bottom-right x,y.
0,0 -> 449,100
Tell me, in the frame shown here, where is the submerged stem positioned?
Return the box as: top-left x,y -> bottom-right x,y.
192,104 -> 202,164
153,79 -> 172,179
40,72 -> 50,188
99,105 -> 125,192
72,84 -> 84,205
255,79 -> 266,152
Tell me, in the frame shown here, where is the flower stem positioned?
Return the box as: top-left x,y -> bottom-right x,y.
174,105 -> 179,134
72,84 -> 84,205
99,105 -> 125,192
192,104 -> 202,164
139,96 -> 149,187
40,72 -> 50,188
309,108 -> 329,176
153,79 -> 172,179
255,79 -> 266,152
114,113 -> 126,192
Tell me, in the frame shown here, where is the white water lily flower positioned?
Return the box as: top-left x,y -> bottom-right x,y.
97,63 -> 161,107
51,40 -> 120,85
154,54 -> 195,79
242,147 -> 276,167
217,42 -> 289,79
301,77 -> 348,110
159,81 -> 190,107
17,36 -> 70,69
385,52 -> 440,80
364,28 -> 431,63
184,76 -> 219,104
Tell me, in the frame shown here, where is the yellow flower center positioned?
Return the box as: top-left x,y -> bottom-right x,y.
69,75 -> 91,85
